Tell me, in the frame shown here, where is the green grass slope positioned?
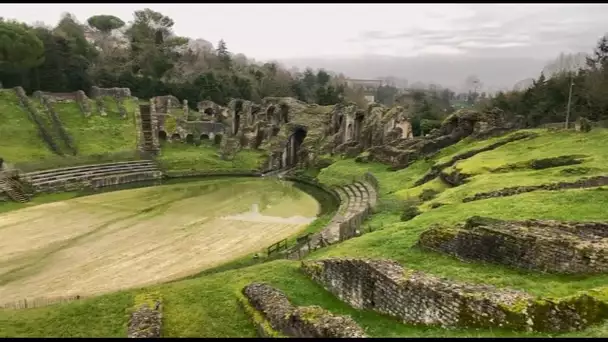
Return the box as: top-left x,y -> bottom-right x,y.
53,98 -> 138,156
158,142 -> 267,173
1,128 -> 608,337
0,90 -> 55,164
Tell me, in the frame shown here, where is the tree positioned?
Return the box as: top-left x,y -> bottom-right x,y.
0,21 -> 45,72
216,39 -> 231,69
87,15 -> 125,34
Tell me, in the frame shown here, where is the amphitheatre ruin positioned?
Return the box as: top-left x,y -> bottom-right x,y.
0,85 -> 607,338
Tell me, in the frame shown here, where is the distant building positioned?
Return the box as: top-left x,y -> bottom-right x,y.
346,78 -> 384,103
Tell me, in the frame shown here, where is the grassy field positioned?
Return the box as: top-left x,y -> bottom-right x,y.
1,127 -> 608,337
0,90 -> 55,164
0,178 -> 318,302
52,98 -> 138,156
158,142 -> 266,172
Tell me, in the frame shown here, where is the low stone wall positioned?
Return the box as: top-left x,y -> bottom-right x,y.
463,175 -> 608,202
127,297 -> 163,338
90,171 -> 164,189
283,174 -> 340,207
284,174 -> 378,260
419,216 -> 608,274
302,258 -> 608,332
414,132 -> 536,187
163,169 -> 262,179
239,282 -> 366,338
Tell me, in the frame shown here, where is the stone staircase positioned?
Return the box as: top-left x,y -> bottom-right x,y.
286,178 -> 377,259
21,160 -> 162,193
0,172 -> 29,203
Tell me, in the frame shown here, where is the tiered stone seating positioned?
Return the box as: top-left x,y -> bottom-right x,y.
287,177 -> 378,259
22,160 -> 162,193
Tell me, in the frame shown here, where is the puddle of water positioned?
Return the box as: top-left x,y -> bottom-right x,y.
220,203 -> 316,224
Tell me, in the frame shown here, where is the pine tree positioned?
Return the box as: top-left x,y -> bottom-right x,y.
216,39 -> 231,69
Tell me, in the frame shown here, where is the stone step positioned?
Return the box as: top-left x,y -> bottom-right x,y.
90,171 -> 163,189
24,160 -> 156,178
26,165 -> 159,184
32,166 -> 160,187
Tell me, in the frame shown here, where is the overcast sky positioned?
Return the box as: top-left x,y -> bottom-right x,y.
2,3 -> 607,60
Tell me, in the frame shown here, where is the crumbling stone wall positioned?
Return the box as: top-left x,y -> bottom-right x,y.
91,86 -> 131,117
463,175 -> 608,202
128,300 -> 162,338
419,216 -> 608,274
33,90 -> 92,116
301,258 -> 608,332
414,132 -> 537,187
240,282 -> 366,338
366,108 -> 521,170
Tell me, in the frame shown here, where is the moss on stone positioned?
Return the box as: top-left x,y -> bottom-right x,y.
235,290 -> 284,338
298,306 -> 327,323
133,290 -> 161,310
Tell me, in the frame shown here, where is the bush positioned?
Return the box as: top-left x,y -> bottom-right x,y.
419,188 -> 439,201
400,201 -> 421,222
577,117 -> 592,133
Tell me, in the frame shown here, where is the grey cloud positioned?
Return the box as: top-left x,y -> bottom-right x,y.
354,4 -> 608,59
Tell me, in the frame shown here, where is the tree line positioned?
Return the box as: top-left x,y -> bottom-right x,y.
0,9 -> 360,107
479,34 -> 608,127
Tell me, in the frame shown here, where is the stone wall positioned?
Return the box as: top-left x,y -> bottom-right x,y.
419,216 -> 608,274
163,169 -> 261,179
89,171 -> 163,189
284,173 -> 377,259
414,132 -> 537,187
301,258 -> 608,332
13,87 -> 62,155
239,282 -> 366,338
463,175 -> 608,202
91,86 -> 131,117
128,297 -> 163,338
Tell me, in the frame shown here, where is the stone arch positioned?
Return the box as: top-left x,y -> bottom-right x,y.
338,115 -> 344,130
266,106 -> 276,123
158,130 -> 167,141
280,103 -> 289,123
233,109 -> 241,135
285,127 -> 307,168
251,105 -> 261,124
204,108 -> 214,116
355,112 -> 364,139
171,133 -> 181,141
214,134 -> 223,145
272,126 -> 280,137
186,134 -> 194,144
200,134 -> 210,141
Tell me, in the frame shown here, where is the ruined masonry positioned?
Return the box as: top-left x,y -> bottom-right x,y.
419,216 -> 608,274
301,258 -> 608,333
240,282 -> 366,338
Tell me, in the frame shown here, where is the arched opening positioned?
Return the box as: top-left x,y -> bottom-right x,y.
266,106 -> 275,122
251,105 -> 260,124
347,123 -> 354,140
338,115 -> 344,130
171,133 -> 181,141
158,130 -> 167,141
355,112 -> 364,140
272,126 -> 280,137
280,103 -> 289,123
186,134 -> 194,144
289,127 -> 307,167
200,134 -> 210,141
214,134 -> 223,145
233,112 -> 240,135
234,100 -> 243,115
204,108 -> 214,116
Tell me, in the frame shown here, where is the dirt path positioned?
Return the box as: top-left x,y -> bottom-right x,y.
0,178 -> 318,302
